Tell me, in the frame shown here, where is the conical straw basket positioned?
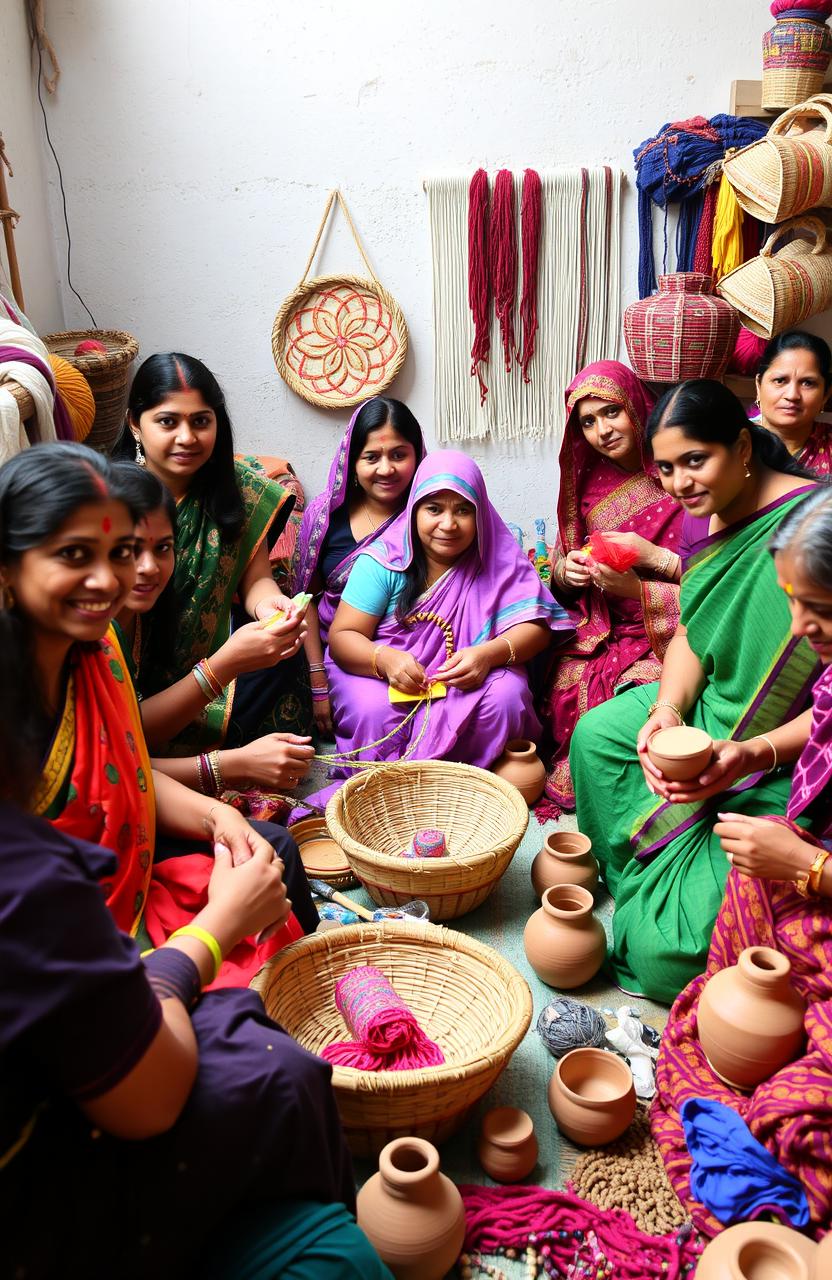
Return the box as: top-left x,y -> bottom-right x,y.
717,215 -> 832,339
724,95 -> 832,223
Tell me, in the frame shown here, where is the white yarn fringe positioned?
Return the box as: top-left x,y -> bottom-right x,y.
426,169 -> 621,443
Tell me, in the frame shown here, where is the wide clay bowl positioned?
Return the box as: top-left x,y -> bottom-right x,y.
696,1220 -> 817,1280
290,815 -> 358,890
647,725 -> 714,781
547,1047 -> 636,1146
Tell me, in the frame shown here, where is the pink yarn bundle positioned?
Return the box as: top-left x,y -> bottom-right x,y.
460,1185 -> 703,1279
770,0 -> 832,16
728,326 -> 768,376
321,965 -> 445,1071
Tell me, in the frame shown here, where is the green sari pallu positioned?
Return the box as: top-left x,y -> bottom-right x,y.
570,489 -> 818,1003
141,459 -> 301,753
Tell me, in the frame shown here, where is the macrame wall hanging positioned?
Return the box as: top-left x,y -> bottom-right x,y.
426,167 -> 621,443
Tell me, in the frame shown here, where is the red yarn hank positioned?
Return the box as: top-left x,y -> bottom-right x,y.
468,168 -> 491,405
519,168 -> 542,383
583,531 -> 640,572
692,182 -> 719,275
321,965 -> 445,1071
460,1185 -> 702,1279
490,169 -> 518,375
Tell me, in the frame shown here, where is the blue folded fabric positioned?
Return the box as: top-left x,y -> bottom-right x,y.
681,1096 -> 810,1228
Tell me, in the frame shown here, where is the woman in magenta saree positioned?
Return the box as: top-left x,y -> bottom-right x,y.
652,485 -> 832,1238
541,361 -> 683,809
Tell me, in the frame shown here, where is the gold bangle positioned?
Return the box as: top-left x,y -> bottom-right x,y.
503,634 -> 516,666
207,749 -> 224,795
371,644 -> 385,680
647,699 -> 684,725
809,847 -> 831,896
755,734 -> 778,774
201,657 -> 224,696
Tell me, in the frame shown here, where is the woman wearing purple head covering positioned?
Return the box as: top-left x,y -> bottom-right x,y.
313,450 -> 572,784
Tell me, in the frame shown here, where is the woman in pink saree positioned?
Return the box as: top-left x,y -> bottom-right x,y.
541,361 -> 684,809
652,484 -> 832,1238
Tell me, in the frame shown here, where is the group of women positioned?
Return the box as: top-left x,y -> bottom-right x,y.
4,323 -> 832,1267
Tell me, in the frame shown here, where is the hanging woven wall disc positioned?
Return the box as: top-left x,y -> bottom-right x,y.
272,189 -> 408,409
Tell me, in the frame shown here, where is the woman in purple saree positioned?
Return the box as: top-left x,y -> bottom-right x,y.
292,398 -> 425,734
316,451 -> 572,784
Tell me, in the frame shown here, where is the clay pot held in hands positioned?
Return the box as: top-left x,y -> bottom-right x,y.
491,738 -> 547,805
356,1137 -> 465,1280
523,884 -> 606,989
531,831 -> 599,899
477,1106 -> 538,1183
547,1047 -> 636,1146
647,725 -> 714,781
698,946 -> 806,1091
696,1220 -> 817,1280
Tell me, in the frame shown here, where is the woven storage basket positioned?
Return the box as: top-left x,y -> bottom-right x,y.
717,214 -> 832,338
623,273 -> 739,383
724,94 -> 832,222
762,13 -> 832,112
272,189 -> 408,409
325,760 -> 528,921
43,329 -> 138,453
254,920 -> 532,1156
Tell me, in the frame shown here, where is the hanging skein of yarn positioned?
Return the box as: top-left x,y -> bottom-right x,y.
634,114 -> 768,299
519,168 -> 542,383
536,997 -> 607,1058
490,169 -> 517,374
47,354 -> 95,442
321,965 -> 445,1071
468,168 -> 491,405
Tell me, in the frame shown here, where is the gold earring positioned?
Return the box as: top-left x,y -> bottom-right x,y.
744,463 -> 751,479
134,436 -> 147,468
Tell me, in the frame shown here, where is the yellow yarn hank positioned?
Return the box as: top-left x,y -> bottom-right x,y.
711,172 -> 745,282
48,353 -> 95,441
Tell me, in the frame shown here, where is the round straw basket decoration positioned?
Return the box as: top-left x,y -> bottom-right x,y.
325,760 -> 529,922
254,920 -> 532,1156
43,329 -> 139,453
272,189 -> 408,409
717,214 -> 832,338
762,13 -> 832,112
723,94 -> 832,223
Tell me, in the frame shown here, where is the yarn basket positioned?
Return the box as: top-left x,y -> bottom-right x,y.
623,273 -> 739,382
43,329 -> 138,453
763,6 -> 832,111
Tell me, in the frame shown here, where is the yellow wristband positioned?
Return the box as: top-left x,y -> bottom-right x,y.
169,925 -> 223,982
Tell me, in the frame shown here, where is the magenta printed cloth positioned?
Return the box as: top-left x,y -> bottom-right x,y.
321,965 -> 445,1071
788,662 -> 832,830
290,398 -> 426,642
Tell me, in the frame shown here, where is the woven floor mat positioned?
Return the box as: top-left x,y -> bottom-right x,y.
568,1109 -> 689,1237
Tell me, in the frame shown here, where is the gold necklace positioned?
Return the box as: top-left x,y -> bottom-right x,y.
362,504 -> 383,535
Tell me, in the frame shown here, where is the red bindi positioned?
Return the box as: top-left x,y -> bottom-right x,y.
102,516 -> 112,533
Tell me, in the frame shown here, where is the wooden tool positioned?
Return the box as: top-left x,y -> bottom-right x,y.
307,877 -> 376,921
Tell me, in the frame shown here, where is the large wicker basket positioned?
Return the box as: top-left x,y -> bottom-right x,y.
255,920 -> 532,1156
43,329 -> 138,453
724,95 -> 832,224
717,214 -> 832,338
325,761 -> 528,921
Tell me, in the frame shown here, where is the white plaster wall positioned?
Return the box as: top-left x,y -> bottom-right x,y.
21,0 -> 776,529
0,2 -> 63,331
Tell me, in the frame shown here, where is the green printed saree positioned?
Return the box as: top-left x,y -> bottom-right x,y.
570,487 -> 819,1003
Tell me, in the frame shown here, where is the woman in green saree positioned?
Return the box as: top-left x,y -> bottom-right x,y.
113,353 -> 309,755
570,380 -> 819,1003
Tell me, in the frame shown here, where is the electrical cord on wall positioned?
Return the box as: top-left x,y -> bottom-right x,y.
34,40 -> 98,328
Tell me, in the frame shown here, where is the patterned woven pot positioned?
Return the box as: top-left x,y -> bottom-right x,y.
623,274 -> 739,383
763,11 -> 832,112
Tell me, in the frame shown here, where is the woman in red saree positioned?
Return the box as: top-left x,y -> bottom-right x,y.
541,361 -> 683,809
0,443 -> 317,988
652,484 -> 832,1237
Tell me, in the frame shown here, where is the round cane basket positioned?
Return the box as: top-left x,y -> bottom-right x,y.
254,920 -> 532,1156
325,761 -> 529,921
762,14 -> 832,112
42,329 -> 138,452
272,190 -> 408,409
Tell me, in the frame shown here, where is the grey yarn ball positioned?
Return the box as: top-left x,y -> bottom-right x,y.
536,998 -> 607,1058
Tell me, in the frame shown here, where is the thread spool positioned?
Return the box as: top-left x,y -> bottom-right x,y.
537,997 -> 607,1059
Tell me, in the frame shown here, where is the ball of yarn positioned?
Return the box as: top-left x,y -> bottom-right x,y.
727,326 -> 768,377
771,0 -> 832,17
74,338 -> 108,356
47,354 -> 95,442
536,997 -> 607,1058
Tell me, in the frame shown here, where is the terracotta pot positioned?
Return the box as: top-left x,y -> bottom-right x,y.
698,945 -> 806,1091
547,1047 -> 636,1146
697,1220 -> 817,1280
491,738 -> 547,805
647,725 -> 713,781
523,884 -> 606,989
531,832 -> 599,898
356,1137 -> 466,1280
477,1106 -> 538,1183
623,272 -> 739,383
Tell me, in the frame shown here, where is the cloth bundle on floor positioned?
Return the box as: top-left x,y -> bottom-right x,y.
321,965 -> 445,1071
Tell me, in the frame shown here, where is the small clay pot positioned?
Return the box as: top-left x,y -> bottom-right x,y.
547,1047 -> 636,1146
477,1106 -> 538,1183
523,884 -> 606,989
647,725 -> 713,781
696,1220 -> 817,1280
491,738 -> 547,805
531,831 -> 599,898
356,1137 -> 466,1280
698,945 -> 806,1090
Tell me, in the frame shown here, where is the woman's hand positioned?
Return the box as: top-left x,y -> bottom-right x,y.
560,549 -> 593,590
206,836 -> 292,941
714,812 -> 816,882
636,706 -> 687,795
601,532 -> 666,573
224,734 -> 315,791
312,695 -> 333,737
434,645 -> 491,690
213,614 -> 307,681
203,803 -> 276,866
252,592 -> 295,622
589,562 -> 642,600
377,646 -> 427,695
